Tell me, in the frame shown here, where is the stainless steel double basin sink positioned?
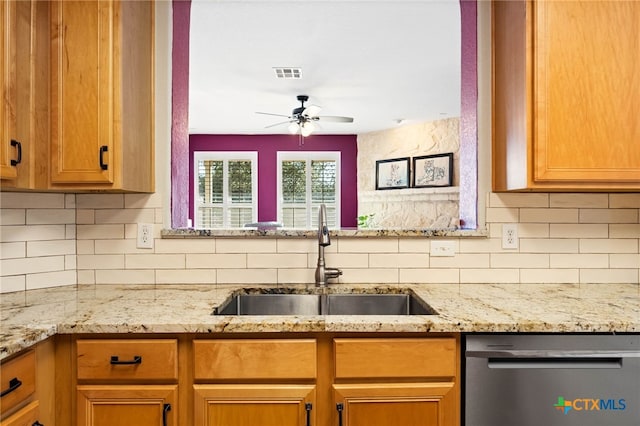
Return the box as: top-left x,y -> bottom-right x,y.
213,291 -> 437,316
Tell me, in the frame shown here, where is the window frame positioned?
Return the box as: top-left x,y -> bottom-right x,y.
276,151 -> 341,229
193,151 -> 258,229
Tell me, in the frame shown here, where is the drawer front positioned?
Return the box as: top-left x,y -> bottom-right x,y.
334,338 -> 456,379
0,351 -> 36,415
194,339 -> 317,380
0,401 -> 39,426
76,339 -> 178,381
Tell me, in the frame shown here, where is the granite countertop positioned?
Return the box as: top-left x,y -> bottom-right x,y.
1,283 -> 638,360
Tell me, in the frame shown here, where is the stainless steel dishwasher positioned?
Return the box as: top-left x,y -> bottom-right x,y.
465,334 -> 640,426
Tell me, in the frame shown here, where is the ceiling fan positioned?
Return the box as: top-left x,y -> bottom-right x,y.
256,95 -> 354,136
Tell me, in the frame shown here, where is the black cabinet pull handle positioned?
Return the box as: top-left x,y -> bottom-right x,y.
0,377 -> 22,397
336,403 -> 344,426
110,355 -> 142,365
163,403 -> 171,426
10,140 -> 21,166
32,422 -> 43,426
305,402 -> 312,426
99,145 -> 108,170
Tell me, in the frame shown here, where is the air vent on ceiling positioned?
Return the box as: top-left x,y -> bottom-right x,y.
273,67 -> 302,79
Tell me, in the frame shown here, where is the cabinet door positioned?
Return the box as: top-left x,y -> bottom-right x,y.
193,384 -> 316,426
0,0 -> 17,180
50,0 -> 114,184
534,1 -> 640,183
77,385 -> 177,426
0,401 -> 40,426
333,382 -> 457,426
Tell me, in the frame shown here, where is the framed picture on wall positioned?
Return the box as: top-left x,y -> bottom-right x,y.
375,157 -> 410,190
412,153 -> 453,188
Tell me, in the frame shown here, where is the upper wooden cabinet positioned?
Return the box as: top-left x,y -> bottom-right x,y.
492,0 -> 640,191
50,0 -> 154,192
1,0 -> 20,182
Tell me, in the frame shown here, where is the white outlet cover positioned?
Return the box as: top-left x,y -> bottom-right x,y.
137,223 -> 154,249
502,223 -> 518,249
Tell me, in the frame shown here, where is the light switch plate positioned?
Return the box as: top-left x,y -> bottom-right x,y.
430,240 -> 456,257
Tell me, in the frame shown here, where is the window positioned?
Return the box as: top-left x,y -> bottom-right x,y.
277,152 -> 340,229
194,152 -> 257,228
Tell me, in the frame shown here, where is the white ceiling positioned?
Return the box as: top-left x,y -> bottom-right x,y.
188,0 -> 461,135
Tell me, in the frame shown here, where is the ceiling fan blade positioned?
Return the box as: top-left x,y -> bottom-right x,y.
256,111 -> 291,118
318,115 -> 354,123
303,104 -> 322,117
264,120 -> 293,129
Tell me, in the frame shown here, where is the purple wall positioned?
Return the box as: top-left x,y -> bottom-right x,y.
189,134 -> 358,227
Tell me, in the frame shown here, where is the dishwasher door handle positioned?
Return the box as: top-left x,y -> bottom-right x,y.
487,357 -> 623,369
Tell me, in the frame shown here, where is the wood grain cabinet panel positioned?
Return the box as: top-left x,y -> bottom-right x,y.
0,351 -> 36,416
0,401 -> 40,426
50,0 -> 154,192
0,0 -> 18,181
76,339 -> 178,382
492,0 -> 640,191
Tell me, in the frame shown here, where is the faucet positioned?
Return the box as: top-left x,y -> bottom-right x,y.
315,204 -> 342,287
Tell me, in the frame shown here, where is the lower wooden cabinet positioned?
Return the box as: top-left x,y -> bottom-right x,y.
55,333 -> 460,426
334,383 -> 456,426
76,385 -> 177,426
0,401 -> 41,426
193,385 -> 316,426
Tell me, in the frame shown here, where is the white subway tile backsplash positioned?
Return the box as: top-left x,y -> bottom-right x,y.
459,238 -> 503,253
125,193 -> 164,209
27,240 -> 75,257
77,224 -> 125,240
579,239 -> 638,254
609,194 -> 640,208
400,268 -> 459,284
549,193 -> 608,208
216,238 -> 277,253
217,268 -> 278,284
125,254 -> 185,269
519,268 -> 579,284
609,254 -> 640,268
430,253 -> 490,268
186,253 -> 247,269
609,224 -> 640,238
0,209 -> 25,225
0,242 -> 25,259
460,268 -> 519,283
398,238 -> 431,253
1,225 -> 66,242
337,238 -> 398,253
247,253 -> 307,268
0,192 -> 64,209
516,223 -> 550,238
1,256 -> 65,276
95,239 -> 151,254
76,240 -> 95,255
490,253 -> 549,268
276,239 -> 316,253
549,254 -> 609,269
489,193 -> 549,208
77,254 -> 125,270
369,253 -> 429,268
76,209 -> 95,224
77,270 -> 95,285
65,254 -> 76,270
580,269 -> 639,284
339,268 -> 399,283
65,224 -> 76,240
485,207 -> 518,223
95,269 -> 155,284
26,209 -> 75,225
0,275 -> 25,293
579,209 -> 638,224
75,194 -> 124,209
155,238 -> 215,253
94,208 -> 155,224
26,270 -> 76,290
277,268 -> 314,284
64,194 -> 76,209
318,253 -> 368,269
549,223 -> 609,238
520,208 -> 578,223
520,238 -> 579,253
155,269 -> 216,284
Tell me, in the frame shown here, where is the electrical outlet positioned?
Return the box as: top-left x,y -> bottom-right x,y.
430,240 -> 456,257
137,223 -> 154,249
502,223 -> 518,249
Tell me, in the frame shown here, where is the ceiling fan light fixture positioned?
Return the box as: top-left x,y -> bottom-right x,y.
300,121 -> 315,137
288,122 -> 300,134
